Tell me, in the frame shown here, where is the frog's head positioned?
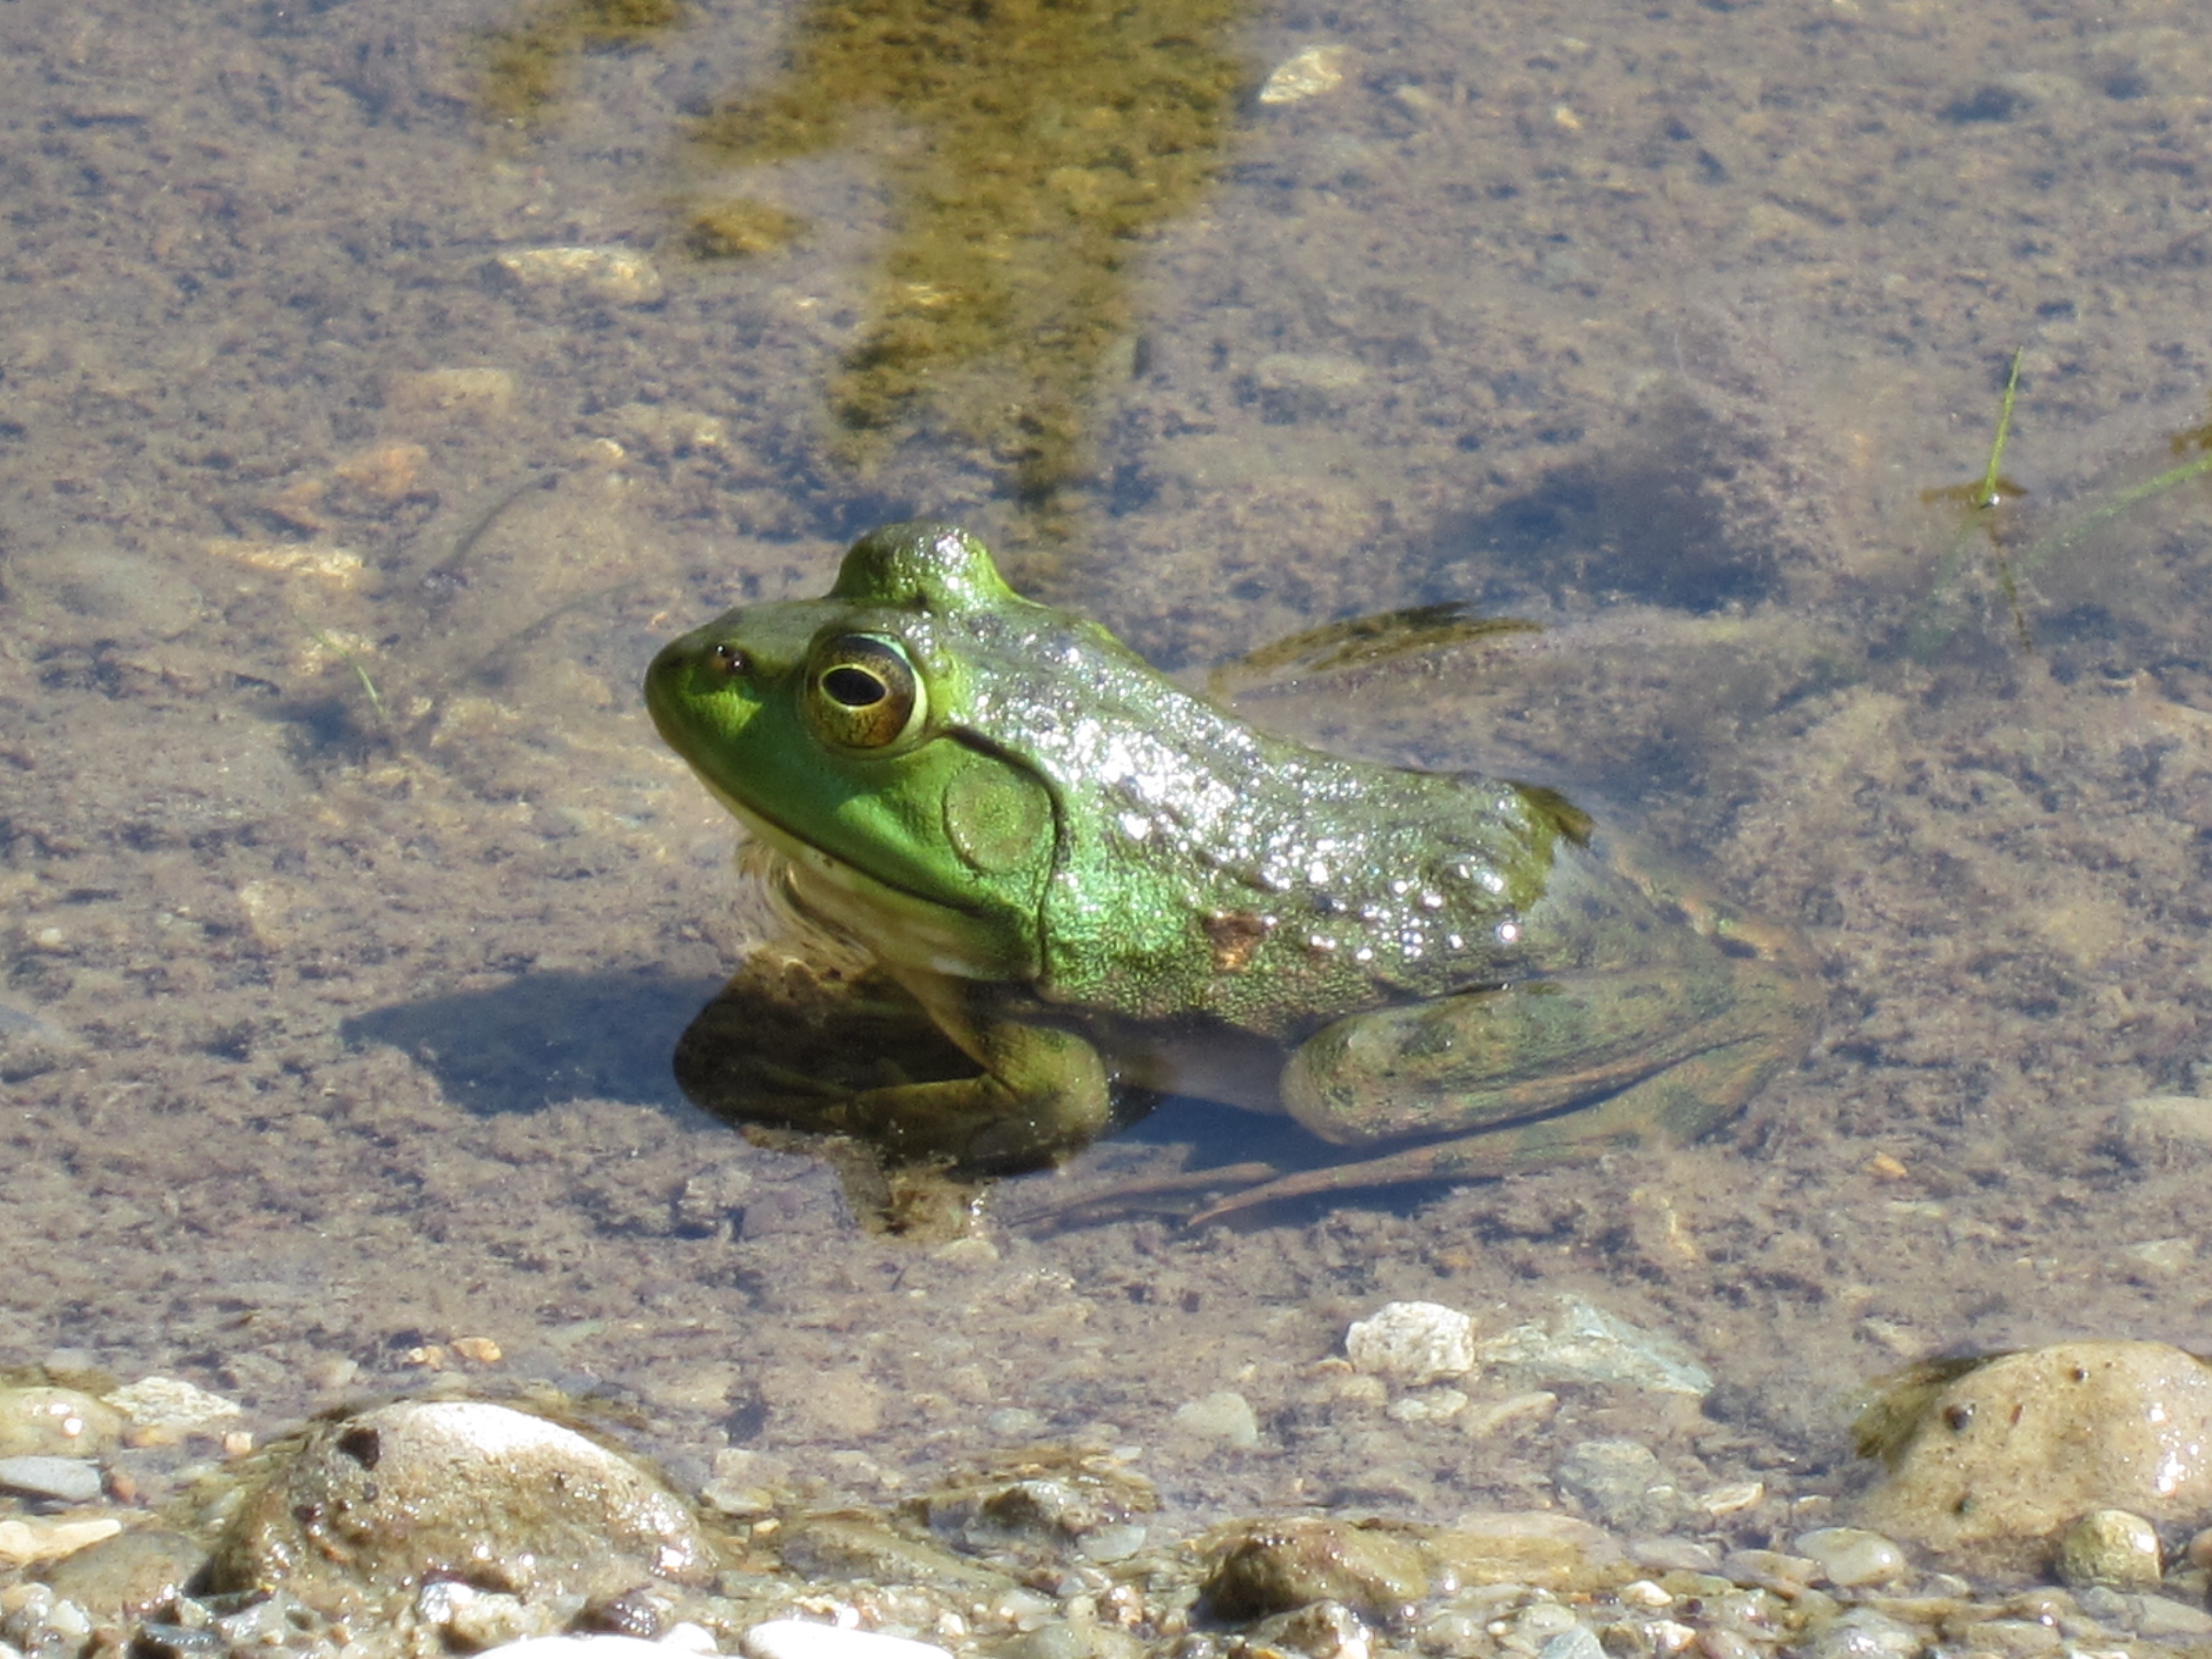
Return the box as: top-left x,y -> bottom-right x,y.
645,523 -> 1080,979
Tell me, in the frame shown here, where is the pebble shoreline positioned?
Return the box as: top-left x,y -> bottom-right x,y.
10,1319 -> 2212,1659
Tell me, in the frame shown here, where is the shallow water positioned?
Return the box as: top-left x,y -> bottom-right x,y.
4,0 -> 2212,1561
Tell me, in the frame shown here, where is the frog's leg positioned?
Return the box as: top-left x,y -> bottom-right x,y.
828,974 -> 1121,1171
1191,955 -> 1814,1223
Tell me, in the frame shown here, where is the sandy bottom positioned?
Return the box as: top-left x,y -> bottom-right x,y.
2,0 -> 2211,1568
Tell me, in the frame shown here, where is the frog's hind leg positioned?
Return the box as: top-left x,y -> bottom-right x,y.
1189,1012 -> 1802,1225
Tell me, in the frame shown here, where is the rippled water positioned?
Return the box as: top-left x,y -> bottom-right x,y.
4,0 -> 2211,1553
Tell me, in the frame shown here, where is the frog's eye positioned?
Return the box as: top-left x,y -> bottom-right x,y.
806,633 -> 925,749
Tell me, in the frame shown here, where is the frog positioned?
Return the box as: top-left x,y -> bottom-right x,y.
644,521 -> 1820,1219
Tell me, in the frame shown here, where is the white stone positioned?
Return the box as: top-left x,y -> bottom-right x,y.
1346,1301 -> 1477,1386
742,1623 -> 952,1659
494,247 -> 664,305
1259,45 -> 1349,104
102,1376 -> 242,1434
1386,1388 -> 1468,1425
475,1640 -> 688,1659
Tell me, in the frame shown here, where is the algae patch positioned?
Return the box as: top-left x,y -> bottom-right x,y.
684,0 -> 1245,498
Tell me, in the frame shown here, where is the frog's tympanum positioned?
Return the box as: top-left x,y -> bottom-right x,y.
646,523 -> 1819,1215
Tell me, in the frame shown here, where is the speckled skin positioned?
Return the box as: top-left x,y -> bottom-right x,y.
645,523 -> 1818,1212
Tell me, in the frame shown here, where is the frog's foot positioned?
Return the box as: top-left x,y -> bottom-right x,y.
1190,1021 -> 1801,1225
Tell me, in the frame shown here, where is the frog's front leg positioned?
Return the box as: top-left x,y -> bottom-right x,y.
1194,952 -> 1814,1222
834,974 -> 1120,1171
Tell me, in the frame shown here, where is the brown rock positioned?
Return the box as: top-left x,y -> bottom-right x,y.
1859,1340 -> 2212,1573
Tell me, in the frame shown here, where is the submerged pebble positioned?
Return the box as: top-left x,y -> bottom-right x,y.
743,1621 -> 953,1659
0,1455 -> 101,1503
1258,45 -> 1350,104
2055,1509 -> 2162,1591
0,1387 -> 122,1458
494,246 -> 664,305
1478,1297 -> 1713,1396
1555,1439 -> 1680,1535
1344,1301 -> 1477,1386
1792,1527 -> 1907,1588
1203,1517 -> 1429,1620
103,1376 -> 242,1439
200,1400 -> 711,1615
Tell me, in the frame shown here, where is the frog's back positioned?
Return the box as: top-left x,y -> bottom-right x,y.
1000,662 -> 1582,1037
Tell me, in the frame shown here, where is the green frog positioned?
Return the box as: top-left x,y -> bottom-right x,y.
645,522 -> 1819,1217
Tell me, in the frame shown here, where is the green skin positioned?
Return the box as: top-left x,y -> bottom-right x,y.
645,523 -> 1820,1217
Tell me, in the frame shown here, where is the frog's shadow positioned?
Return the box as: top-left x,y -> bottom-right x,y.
340,961 -> 1339,1222
340,969 -> 725,1117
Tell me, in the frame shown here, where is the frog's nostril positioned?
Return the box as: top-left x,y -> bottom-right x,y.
710,642 -> 750,676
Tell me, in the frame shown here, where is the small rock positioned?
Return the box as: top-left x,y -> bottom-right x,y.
1259,45 -> 1350,104
41,1529 -> 206,1625
1797,1609 -> 1924,1659
1204,1517 -> 1429,1620
994,1623 -> 1096,1659
2121,1237 -> 2195,1274
1386,1389 -> 1467,1425
0,1516 -> 123,1567
1428,1511 -> 1624,1593
1478,1298 -> 1712,1395
200,1400 -> 711,1615
389,366 -> 516,418
1171,1391 -> 1260,1448
743,1621 -> 953,1659
1721,1549 -> 1818,1593
103,1376 -> 241,1438
1459,1391 -> 1558,1437
2130,1594 -> 2212,1637
0,1387 -> 124,1457
1555,1440 -> 1681,1534
2116,1093 -> 2212,1160
476,1641 -> 684,1659
1345,1302 -> 1477,1386
0,1455 -> 101,1503
1250,1600 -> 1372,1659
773,1514 -> 1013,1594
213,1590 -> 325,1648
1249,354 -> 1369,423
1793,1527 -> 1907,1588
2056,1509 -> 2162,1591
449,1589 -> 542,1650
1536,1628 -> 1605,1659
495,246 -> 664,305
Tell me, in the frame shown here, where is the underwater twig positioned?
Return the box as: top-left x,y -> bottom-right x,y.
424,468 -> 562,586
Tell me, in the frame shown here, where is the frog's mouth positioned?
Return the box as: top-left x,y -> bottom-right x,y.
701,781 -> 1026,983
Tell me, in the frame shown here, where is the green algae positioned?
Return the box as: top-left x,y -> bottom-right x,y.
683,0 -> 1245,501
481,0 -> 684,125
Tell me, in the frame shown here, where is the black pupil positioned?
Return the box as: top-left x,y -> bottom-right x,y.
823,665 -> 885,707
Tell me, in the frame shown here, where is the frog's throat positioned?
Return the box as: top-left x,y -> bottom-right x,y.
703,782 -> 1012,981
